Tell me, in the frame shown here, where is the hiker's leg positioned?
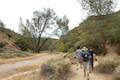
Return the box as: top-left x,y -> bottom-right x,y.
75,59 -> 79,70
84,68 -> 86,77
87,61 -> 91,73
85,62 -> 90,76
91,61 -> 93,71
79,59 -> 83,68
83,62 -> 87,77
89,61 -> 93,73
86,62 -> 91,80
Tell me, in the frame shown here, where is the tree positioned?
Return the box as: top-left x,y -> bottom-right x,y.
19,17 -> 25,34
0,20 -> 5,27
56,15 -> 69,38
78,0 -> 116,16
15,38 -> 28,51
19,8 -> 69,53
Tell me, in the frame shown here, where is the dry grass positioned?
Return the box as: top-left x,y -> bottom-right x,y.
0,56 -> 32,65
15,65 -> 40,73
0,53 -> 49,65
8,69 -> 41,80
95,56 -> 120,74
40,59 -> 70,80
113,65 -> 120,80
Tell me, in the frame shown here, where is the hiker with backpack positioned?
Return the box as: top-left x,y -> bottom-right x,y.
81,47 -> 91,77
88,48 -> 97,72
75,46 -> 83,68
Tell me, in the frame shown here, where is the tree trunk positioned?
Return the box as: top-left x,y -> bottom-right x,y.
36,36 -> 41,53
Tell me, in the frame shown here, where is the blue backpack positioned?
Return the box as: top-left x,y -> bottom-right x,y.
81,51 -> 91,62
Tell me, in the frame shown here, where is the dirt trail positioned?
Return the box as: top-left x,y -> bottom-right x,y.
0,53 -> 63,79
0,53 -> 113,80
68,62 -> 112,80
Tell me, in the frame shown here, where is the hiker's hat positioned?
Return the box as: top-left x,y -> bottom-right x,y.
81,47 -> 88,51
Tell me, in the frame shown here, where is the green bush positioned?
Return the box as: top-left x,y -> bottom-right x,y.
41,59 -> 70,80
0,42 -> 6,48
106,27 -> 120,44
95,60 -> 120,74
15,38 -> 28,51
68,48 -> 74,54
6,34 -> 12,39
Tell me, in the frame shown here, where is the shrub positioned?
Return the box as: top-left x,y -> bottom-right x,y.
41,59 -> 70,80
15,38 -> 28,51
114,65 -> 120,80
68,48 -> 74,54
6,34 -> 12,39
106,27 -> 120,44
95,60 -> 120,74
0,42 -> 6,48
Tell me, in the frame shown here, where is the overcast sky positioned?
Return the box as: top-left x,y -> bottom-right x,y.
0,0 -> 120,33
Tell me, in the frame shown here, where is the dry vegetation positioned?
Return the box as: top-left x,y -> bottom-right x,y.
0,54 -> 36,65
95,60 -> 120,73
15,65 -> 39,73
95,56 -> 120,80
40,59 -> 70,80
7,69 -> 41,80
114,65 -> 120,80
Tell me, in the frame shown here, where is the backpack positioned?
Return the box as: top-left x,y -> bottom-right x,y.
81,51 -> 91,62
75,49 -> 82,59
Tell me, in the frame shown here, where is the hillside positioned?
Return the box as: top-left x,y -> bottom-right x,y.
0,31 -> 20,51
0,27 -> 22,40
0,27 -> 58,52
62,11 -> 120,54
0,27 -> 31,58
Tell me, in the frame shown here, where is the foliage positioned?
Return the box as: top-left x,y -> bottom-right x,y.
0,42 -> 6,48
68,48 -> 74,54
95,60 -> 120,73
63,11 -> 120,54
55,15 -> 69,37
54,40 -> 65,52
63,18 -> 104,54
19,8 -> 69,53
15,38 -> 28,51
0,20 -> 5,27
0,18 -> 59,52
78,0 -> 116,16
106,26 -> 120,44
6,33 -> 12,39
40,59 -> 70,80
0,27 -> 22,40
39,39 -> 58,51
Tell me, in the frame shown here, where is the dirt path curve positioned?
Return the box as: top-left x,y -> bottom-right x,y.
68,62 -> 113,80
0,53 -> 63,79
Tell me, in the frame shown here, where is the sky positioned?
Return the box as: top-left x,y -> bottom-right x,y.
0,0 -> 120,33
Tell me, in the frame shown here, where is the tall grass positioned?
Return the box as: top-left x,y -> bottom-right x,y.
95,59 -> 120,74
40,59 -> 70,80
114,65 -> 120,80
